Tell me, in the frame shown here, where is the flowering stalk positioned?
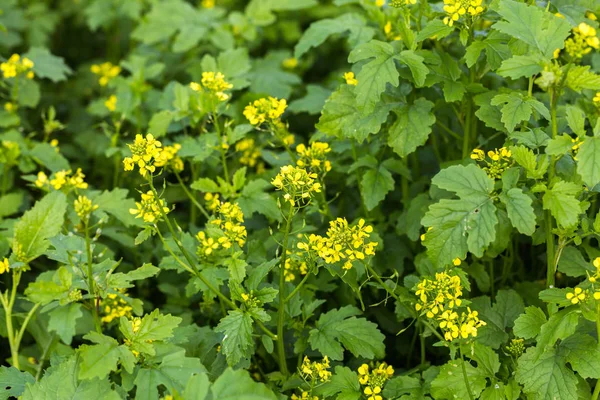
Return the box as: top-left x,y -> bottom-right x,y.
277,204 -> 295,376
459,344 -> 475,400
84,219 -> 102,333
546,87 -> 559,288
593,302 -> 600,400
174,170 -> 210,219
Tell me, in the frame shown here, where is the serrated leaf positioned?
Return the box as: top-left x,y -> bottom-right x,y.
430,359 -> 487,399
210,368 -> 278,399
558,246 -> 595,277
360,165 -> 394,211
565,65 -> 600,92
24,47 -> 72,82
397,50 -> 428,87
238,179 -> 281,221
545,134 -> 574,156
13,191 -> 67,262
191,177 -> 220,193
320,366 -> 361,399
513,306 -> 547,339
497,55 -> 544,79
30,142 -> 70,172
542,180 -> 582,228
215,310 -> 254,366
491,93 -> 549,133
516,347 -> 577,400
388,98 -> 435,157
0,366 -> 34,400
559,334 -> 600,379
48,303 -> 83,345
78,333 -> 130,380
501,188 -> 536,235
577,136 -> 600,188
416,19 -> 454,42
536,307 -> 579,352
94,188 -> 142,227
565,105 -> 586,137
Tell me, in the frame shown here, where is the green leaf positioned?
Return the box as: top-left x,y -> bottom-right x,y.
422,165 -> 497,266
470,342 -> 501,377
122,309 -> 181,345
23,47 -> 72,82
94,188 -> 142,227
148,110 -> 173,137
178,134 -> 218,162
497,55 -> 544,79
308,306 -> 385,361
494,289 -> 525,328
348,40 -> 399,113
13,191 -> 67,262
491,93 -> 549,133
557,246 -> 595,277
288,84 -> 332,115
430,359 -> 487,399
559,334 -> 600,379
501,188 -> 536,235
360,165 -> 394,211
577,136 -> 600,188
48,303 -> 83,345
224,251 -> 248,283
387,98 -> 435,157
316,86 -> 392,143
78,333 -> 133,380
215,310 -> 254,366
0,192 -> 23,219
294,13 -> 375,58
397,50 -> 428,87
542,180 -> 582,228
383,375 -> 422,399
15,79 -> 40,108
22,356 -> 120,400
491,0 -> 571,57
248,52 -> 301,98
238,179 -> 281,221
320,366 -> 361,399
416,19 -> 454,42
191,177 -> 220,193
24,267 -> 72,305
0,366 -> 34,400
545,134 -> 574,156
513,306 -> 547,339
134,350 -> 207,400
30,143 -> 70,172
210,368 -> 278,399
511,145 -> 548,179
108,263 -> 160,290
565,65 -> 600,92
516,347 -> 577,400
536,307 -> 579,352
565,105 -> 586,137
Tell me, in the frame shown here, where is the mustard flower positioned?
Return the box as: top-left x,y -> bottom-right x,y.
105,95 -> 117,112
415,271 -> 463,318
296,142 -> 332,175
271,165 -> 321,207
344,72 -> 358,86
243,97 -> 287,125
1,54 -> 34,79
442,0 -> 484,27
566,287 -> 586,304
189,71 -> 233,101
300,356 -> 332,383
154,143 -> 184,172
101,293 -> 133,323
123,133 -> 163,177
43,168 -> 88,191
282,57 -> 298,69
74,195 -> 98,221
565,23 -> 600,59
470,147 -> 512,179
4,102 -> 16,113
0,258 -> 9,274
129,191 -> 170,223
235,138 -> 261,168
90,62 -> 121,86
357,362 -> 394,400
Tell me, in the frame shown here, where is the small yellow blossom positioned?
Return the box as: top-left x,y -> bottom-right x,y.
566,287 -> 586,304
376,0 -> 385,6
296,142 -> 332,175
565,23 -> 600,59
74,195 -> 98,220
4,102 -> 16,112
235,138 -> 261,167
243,97 -> 287,125
34,171 -> 48,188
344,72 -> 358,86
201,0 -> 215,8
101,293 -> 133,323
415,271 -> 463,318
204,192 -> 221,211
593,92 -> 600,107
291,391 -> 319,400
190,71 -> 233,101
123,133 -> 163,177
154,143 -> 184,172
357,362 -> 394,400
282,57 -> 298,69
105,95 -> 117,112
0,258 -> 9,274
471,147 -> 512,179
43,168 -> 88,191
90,62 -> 121,86
442,0 -> 484,27
272,165 -> 321,207
129,191 -> 170,223
300,356 -> 332,383
1,54 -> 35,79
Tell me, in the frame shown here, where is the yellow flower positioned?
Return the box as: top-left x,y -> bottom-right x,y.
154,143 -> 184,172
35,171 -> 48,188
45,168 -> 88,191
101,293 -> 133,323
296,142 -> 332,175
358,362 -> 393,400
1,54 -> 34,79
593,92 -> 600,107
0,258 -> 9,274
4,102 -> 16,112
123,133 -> 163,177
236,138 -> 261,168
129,191 -> 170,223
74,195 -> 98,220
471,147 -> 513,179
243,97 -> 287,125
105,95 -> 117,112
201,0 -> 215,8
452,258 -> 461,266
282,57 -> 298,69
190,71 -> 233,101
90,62 -> 121,86
442,0 -> 484,27
566,287 -> 586,304
565,23 -> 599,59
300,356 -> 332,383
272,165 -> 321,207
415,271 -> 463,318
376,0 -> 385,6
344,71 -> 358,86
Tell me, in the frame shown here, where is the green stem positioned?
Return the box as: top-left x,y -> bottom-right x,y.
35,333 -> 56,381
85,222 -> 102,333
276,206 -> 295,376
592,303 -> 600,400
1,165 -> 9,196
546,89 -> 559,288
460,345 -> 475,400
365,263 -> 401,302
4,271 -> 21,369
15,303 -> 40,347
419,319 -> 445,342
461,67 -> 476,159
284,272 -> 310,302
174,171 -> 210,219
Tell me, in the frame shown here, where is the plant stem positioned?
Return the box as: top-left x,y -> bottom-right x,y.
365,263 -> 401,303
174,171 -> 210,219
1,165 -> 9,197
592,303 -> 600,400
459,345 -> 475,400
276,206 -> 295,376
546,89 -> 559,288
2,271 -> 23,369
461,32 -> 476,159
85,222 -> 102,333
284,272 -> 310,302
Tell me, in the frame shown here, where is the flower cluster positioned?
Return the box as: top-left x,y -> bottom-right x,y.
594,92 -> 600,108
0,140 -> 20,166
190,71 -> 233,101
565,23 -> 599,59
35,168 -> 89,191
284,256 -> 308,281
123,133 -> 163,177
300,356 -> 332,383
272,165 -> 321,207
296,142 -> 332,175
415,271 -> 462,318
154,143 -> 184,172
438,308 -> 485,341
74,195 -> 98,221
291,392 -> 319,400
442,0 -> 484,27
344,72 -> 358,86
390,0 -> 417,6
297,218 -> 377,270
470,147 -> 512,179
204,192 -> 220,211
282,57 -> 298,69
1,54 -> 34,79
0,258 -> 9,274
566,287 -> 586,304
90,62 -> 121,86
129,191 -> 170,223
105,95 -> 117,112
196,202 -> 247,257
357,363 -> 394,400
235,138 -> 262,168
101,293 -> 133,323
506,338 -> 525,358
243,97 -> 287,126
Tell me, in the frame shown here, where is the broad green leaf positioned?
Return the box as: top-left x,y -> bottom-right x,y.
148,110 -> 173,137
430,359 -> 487,400
0,366 -> 34,400
388,98 -> 435,157
215,310 -> 254,366
308,306 -> 385,361
238,179 -> 281,221
383,375 -> 423,399
565,65 -> 600,92
108,264 -> 160,290
565,105 -> 586,137
360,165 -> 394,211
122,309 -> 181,345
516,347 -> 577,400
0,192 -> 23,218
470,342 -> 501,377
210,368 -> 278,399
513,306 -> 546,339
15,78 -> 40,108
288,84 -> 332,115
545,134 -> 574,156
224,251 -> 248,283
416,19 -> 454,42
178,134 -> 218,162
78,333 -> 133,380
493,289 -> 525,328
13,191 -> 67,262
320,366 -> 361,399
24,267 -> 72,305
542,180 -> 582,228
294,13 -> 375,58
248,52 -> 301,98
316,85 -> 392,143
559,334 -> 600,379
491,93 -> 549,133
557,246 -> 595,277
183,374 -> 210,400
497,55 -> 544,79
511,145 -> 548,179
423,165 -> 497,266
94,188 -> 142,227
24,47 -> 72,82
491,0 -> 571,57
577,136 -> 600,188
48,303 -> 83,345
191,177 -> 220,193
501,188 -> 536,235
30,143 -> 70,172
536,307 -> 579,352
397,50 -> 428,87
